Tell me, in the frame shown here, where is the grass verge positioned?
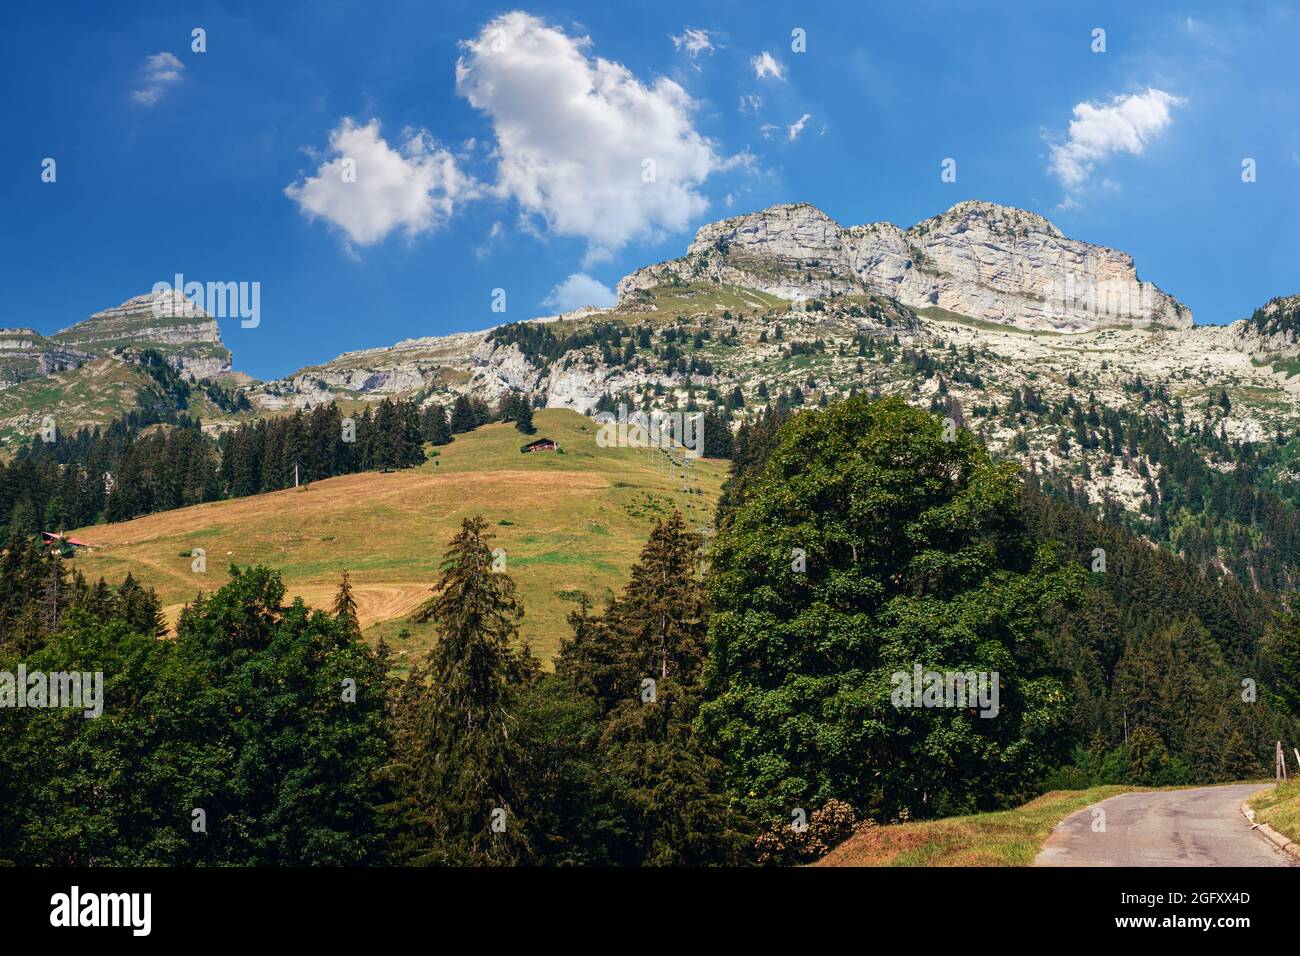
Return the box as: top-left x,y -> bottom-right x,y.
1247,780 -> 1300,844
814,786 -> 1133,866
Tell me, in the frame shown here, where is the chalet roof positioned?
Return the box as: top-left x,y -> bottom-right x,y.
43,531 -> 92,547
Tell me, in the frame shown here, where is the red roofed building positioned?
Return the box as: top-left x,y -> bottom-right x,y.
43,532 -> 92,549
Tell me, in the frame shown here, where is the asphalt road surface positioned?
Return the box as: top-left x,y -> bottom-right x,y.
1034,784 -> 1294,866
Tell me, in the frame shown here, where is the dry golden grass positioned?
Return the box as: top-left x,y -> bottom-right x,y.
69,408 -> 727,664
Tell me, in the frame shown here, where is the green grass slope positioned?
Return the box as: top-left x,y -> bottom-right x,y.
67,408 -> 727,665
1248,780 -> 1300,845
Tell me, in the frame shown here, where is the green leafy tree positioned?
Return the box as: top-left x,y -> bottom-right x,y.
172,566 -> 392,864
701,396 -> 1084,823
0,565 -> 391,865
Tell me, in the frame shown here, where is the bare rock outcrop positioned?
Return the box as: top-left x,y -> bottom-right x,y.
1228,294 -> 1300,360
618,200 -> 1193,333
53,291 -> 233,377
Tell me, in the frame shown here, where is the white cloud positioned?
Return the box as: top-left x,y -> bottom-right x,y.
457,12 -> 730,265
475,221 -> 505,259
787,113 -> 812,141
1048,88 -> 1184,191
739,94 -> 762,114
750,51 -> 786,81
132,52 -> 184,106
759,123 -> 778,140
285,118 -> 478,247
670,28 -> 716,56
542,272 -> 617,312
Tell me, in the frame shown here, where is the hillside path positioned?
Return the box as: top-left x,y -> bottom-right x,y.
1034,784 -> 1292,866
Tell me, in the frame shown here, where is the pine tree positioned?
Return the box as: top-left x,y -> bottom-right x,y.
552,513 -> 752,864
496,392 -> 521,422
422,403 -> 453,446
78,577 -> 115,622
1218,729 -> 1259,780
557,513 -> 706,710
332,570 -> 360,638
41,556 -> 68,632
514,401 -> 535,435
450,395 -> 477,434
114,572 -> 167,636
700,411 -> 734,459
394,516 -> 538,864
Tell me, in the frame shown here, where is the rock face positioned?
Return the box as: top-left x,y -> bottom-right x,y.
255,201 -> 1197,415
617,203 -> 862,302
617,200 -> 1193,333
1229,294 -> 1300,360
257,331 -> 489,411
53,291 -> 232,378
257,310 -> 614,413
0,328 -> 93,386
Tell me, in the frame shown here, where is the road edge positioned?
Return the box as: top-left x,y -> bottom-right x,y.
1032,791 -> 1123,866
1240,799 -> 1300,861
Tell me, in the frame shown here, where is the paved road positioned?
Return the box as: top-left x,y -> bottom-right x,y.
1034,784 -> 1294,867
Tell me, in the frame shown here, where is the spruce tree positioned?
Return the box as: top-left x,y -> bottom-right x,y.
553,513 -> 753,864
450,395 -> 477,434
332,569 -> 360,638
514,401 -> 535,435
1218,729 -> 1260,780
394,516 -> 538,864
423,403 -> 453,446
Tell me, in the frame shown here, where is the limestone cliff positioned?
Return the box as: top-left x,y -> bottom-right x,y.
617,200 -> 1193,333
53,291 -> 232,378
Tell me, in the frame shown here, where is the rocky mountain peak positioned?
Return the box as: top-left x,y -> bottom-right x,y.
618,199 -> 1192,334
53,292 -> 232,378
914,200 -> 1065,239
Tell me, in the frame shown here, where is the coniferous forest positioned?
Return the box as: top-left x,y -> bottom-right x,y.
2,397 -> 473,534
2,395 -> 1297,866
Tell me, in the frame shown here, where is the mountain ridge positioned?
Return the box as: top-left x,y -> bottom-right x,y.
617,199 -> 1193,333
5,201 -> 1298,554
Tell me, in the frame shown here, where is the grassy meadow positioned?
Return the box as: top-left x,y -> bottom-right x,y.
67,408 -> 728,666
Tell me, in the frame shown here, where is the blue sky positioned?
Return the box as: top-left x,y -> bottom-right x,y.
3,1 -> 1298,380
